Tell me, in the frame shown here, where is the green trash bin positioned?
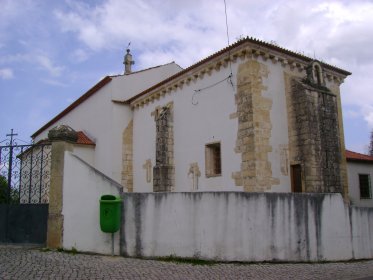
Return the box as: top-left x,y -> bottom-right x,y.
100,194 -> 122,233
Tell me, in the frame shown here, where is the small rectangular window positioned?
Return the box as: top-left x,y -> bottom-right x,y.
359,174 -> 372,199
205,142 -> 221,177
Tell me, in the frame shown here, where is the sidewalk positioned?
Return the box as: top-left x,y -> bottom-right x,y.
1,245 -> 373,279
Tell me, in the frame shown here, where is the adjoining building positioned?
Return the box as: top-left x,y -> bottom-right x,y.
346,150 -> 373,207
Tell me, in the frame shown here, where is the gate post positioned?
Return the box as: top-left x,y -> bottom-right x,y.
46,125 -> 77,248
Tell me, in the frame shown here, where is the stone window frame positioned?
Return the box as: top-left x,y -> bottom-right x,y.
358,174 -> 372,199
205,142 -> 222,178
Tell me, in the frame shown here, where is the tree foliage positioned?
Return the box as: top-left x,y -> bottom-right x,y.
0,175 -> 8,203
0,175 -> 19,203
370,129 -> 373,156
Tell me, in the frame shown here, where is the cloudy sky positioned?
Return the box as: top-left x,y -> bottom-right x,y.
0,0 -> 372,152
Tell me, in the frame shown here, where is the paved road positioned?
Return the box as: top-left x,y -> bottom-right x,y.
1,245 -> 373,280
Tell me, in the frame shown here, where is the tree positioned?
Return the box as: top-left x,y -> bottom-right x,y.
0,175 -> 19,204
370,129 -> 373,156
0,175 -> 8,203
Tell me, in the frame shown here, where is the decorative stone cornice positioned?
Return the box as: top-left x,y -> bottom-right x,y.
129,40 -> 349,110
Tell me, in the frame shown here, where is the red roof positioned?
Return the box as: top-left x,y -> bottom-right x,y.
76,131 -> 95,146
346,150 -> 373,163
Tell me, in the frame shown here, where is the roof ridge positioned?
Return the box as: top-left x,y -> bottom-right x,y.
127,36 -> 351,104
109,61 -> 180,78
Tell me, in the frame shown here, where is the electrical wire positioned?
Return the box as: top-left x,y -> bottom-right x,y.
192,74 -> 233,105
224,0 -> 233,76
190,0 -> 234,106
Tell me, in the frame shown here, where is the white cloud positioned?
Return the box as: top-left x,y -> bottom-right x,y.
40,78 -> 68,87
0,68 -> 14,79
35,55 -> 64,77
71,49 -> 90,62
0,52 -> 64,77
362,105 -> 373,129
54,0 -> 227,68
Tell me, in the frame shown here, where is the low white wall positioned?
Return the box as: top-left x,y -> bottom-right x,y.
62,152 -> 124,255
121,192 -> 373,262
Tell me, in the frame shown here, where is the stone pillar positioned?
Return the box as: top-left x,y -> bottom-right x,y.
121,120 -> 133,192
46,125 -> 77,248
232,59 -> 279,191
153,102 -> 174,192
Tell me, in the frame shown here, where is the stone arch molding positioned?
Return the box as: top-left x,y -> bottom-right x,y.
306,61 -> 325,86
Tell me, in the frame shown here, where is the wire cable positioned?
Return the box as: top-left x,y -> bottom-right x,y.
190,0 -> 234,106
192,74 -> 233,105
224,0 -> 233,76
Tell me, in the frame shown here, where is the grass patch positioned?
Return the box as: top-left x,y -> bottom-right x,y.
61,247 -> 78,255
40,247 -> 79,255
39,247 -> 51,252
157,255 -> 217,266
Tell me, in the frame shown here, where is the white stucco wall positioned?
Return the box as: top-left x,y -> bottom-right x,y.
111,63 -> 182,101
121,192 -> 373,262
34,63 -> 182,183
260,59 -> 291,192
62,151 -> 123,255
347,161 -> 373,207
133,56 -> 291,192
133,66 -> 242,192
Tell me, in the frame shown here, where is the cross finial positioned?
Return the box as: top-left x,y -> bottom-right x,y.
6,129 -> 18,146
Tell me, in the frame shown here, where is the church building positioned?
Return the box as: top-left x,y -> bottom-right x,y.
32,37 -> 351,197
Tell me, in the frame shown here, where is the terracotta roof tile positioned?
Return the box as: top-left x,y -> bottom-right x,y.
126,36 -> 351,104
76,131 -> 95,146
346,149 -> 373,163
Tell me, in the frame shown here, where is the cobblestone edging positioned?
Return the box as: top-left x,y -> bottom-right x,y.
1,246 -> 373,280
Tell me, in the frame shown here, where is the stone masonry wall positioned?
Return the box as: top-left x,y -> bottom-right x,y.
153,103 -> 174,192
232,59 -> 279,191
329,83 -> 349,198
285,65 -> 343,194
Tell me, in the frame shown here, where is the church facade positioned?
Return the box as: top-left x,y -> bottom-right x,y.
32,38 -> 351,197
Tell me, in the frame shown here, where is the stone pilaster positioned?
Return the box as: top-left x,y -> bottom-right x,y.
121,120 -> 133,192
330,83 -> 349,199
233,59 -> 278,191
153,102 -> 174,192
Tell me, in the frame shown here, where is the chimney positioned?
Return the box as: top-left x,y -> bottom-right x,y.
123,49 -> 135,74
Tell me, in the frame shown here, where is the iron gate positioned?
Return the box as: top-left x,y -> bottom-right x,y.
0,130 -> 51,244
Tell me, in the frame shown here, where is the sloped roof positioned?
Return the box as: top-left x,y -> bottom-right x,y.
31,62 -> 181,139
32,76 -> 112,138
127,36 -> 351,104
346,150 -> 373,163
76,131 -> 95,146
